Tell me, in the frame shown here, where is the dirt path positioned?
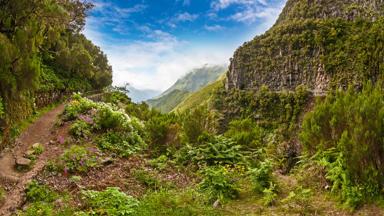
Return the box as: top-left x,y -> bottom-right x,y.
0,104 -> 66,216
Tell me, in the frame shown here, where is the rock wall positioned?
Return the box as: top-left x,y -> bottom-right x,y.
226,0 -> 384,93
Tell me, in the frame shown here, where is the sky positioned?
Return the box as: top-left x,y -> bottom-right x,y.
83,0 -> 287,92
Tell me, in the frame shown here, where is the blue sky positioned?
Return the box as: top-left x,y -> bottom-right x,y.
84,0 -> 287,91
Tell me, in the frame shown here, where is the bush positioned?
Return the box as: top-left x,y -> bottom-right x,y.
199,166 -> 240,202
282,186 -> 313,213
59,145 -> 101,173
62,94 -> 97,121
20,202 -> 56,216
178,135 -> 246,166
81,187 -> 139,215
0,97 -> 4,119
145,113 -> 180,156
136,189 -> 215,216
26,181 -> 58,203
225,118 -> 266,150
262,183 -> 278,206
97,131 -> 144,157
300,84 -> 384,207
69,120 -> 92,139
248,159 -> 274,193
181,107 -> 211,144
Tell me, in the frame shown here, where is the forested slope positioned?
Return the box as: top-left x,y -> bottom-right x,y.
0,0 -> 112,148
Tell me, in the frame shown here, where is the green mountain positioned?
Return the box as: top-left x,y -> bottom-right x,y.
147,64 -> 226,112
226,0 -> 384,94
173,74 -> 225,113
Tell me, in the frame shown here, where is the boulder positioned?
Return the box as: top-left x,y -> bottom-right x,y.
15,157 -> 32,168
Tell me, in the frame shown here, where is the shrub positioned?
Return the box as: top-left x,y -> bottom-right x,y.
145,113 -> 180,156
97,131 -> 144,157
136,189 -> 215,216
59,145 -> 101,173
62,94 -> 97,121
0,97 -> 4,119
149,155 -> 169,170
133,169 -> 171,190
69,120 -> 92,139
282,186 -> 313,213
300,84 -> 384,207
262,183 -> 278,206
20,202 -> 55,216
94,105 -> 129,130
178,135 -> 245,166
248,159 -> 274,193
25,181 -> 58,203
181,107 -> 211,144
81,187 -> 139,216
199,166 -> 240,202
225,118 -> 266,150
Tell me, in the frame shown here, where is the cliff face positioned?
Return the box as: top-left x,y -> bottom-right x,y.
226,0 -> 384,93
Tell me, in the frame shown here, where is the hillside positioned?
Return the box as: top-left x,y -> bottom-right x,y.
2,0 -> 384,215
147,64 -> 226,112
226,0 -> 384,93
173,75 -> 225,113
127,86 -> 160,103
146,89 -> 190,113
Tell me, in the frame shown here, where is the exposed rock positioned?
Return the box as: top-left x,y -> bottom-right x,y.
32,143 -> 42,149
226,0 -> 384,93
15,157 -> 32,168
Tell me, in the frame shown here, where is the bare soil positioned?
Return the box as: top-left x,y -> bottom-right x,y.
0,104 -> 67,216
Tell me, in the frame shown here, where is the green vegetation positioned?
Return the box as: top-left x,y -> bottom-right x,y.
0,0 -> 112,148
174,78 -> 224,113
147,65 -> 226,113
80,187 -> 139,215
300,84 -> 384,208
146,89 -> 190,113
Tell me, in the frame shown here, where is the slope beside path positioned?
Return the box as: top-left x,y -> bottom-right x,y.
0,104 -> 66,216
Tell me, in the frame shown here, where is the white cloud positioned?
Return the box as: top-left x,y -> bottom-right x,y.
204,24 -> 225,31
211,0 -> 254,11
210,0 -> 286,24
168,12 -> 199,28
84,21 -> 231,91
230,5 -> 282,23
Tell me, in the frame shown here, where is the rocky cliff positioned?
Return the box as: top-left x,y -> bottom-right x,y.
226,0 -> 384,94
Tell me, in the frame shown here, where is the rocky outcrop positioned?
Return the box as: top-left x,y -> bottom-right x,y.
226,0 -> 384,93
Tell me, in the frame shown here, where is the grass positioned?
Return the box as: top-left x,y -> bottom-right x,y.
173,77 -> 224,113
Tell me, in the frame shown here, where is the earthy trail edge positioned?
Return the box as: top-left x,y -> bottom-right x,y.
0,104 -> 66,216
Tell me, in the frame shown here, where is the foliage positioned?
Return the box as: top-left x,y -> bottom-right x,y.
62,94 -> 97,121
215,85 -> 310,133
144,113 -> 180,156
81,187 -> 139,216
136,189 -> 216,216
0,97 -> 4,119
149,155 -> 169,170
248,159 -> 274,194
300,84 -> 384,207
59,145 -> 100,173
69,119 -> 92,138
25,181 -> 58,203
177,135 -> 245,166
199,166 -> 240,202
181,107 -> 212,144
262,183 -> 278,206
0,0 -> 112,128
225,118 -> 266,150
133,169 -> 172,190
147,89 -> 190,113
97,131 -> 143,157
282,186 -> 313,213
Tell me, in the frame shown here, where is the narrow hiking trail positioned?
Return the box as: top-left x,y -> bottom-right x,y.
0,104 -> 67,216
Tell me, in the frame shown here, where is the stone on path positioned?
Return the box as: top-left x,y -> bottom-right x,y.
15,157 -> 32,169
